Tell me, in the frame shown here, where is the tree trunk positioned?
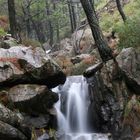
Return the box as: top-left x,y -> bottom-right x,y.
53,2 -> 60,42
90,0 -> 94,8
116,0 -> 127,22
30,17 -> 45,43
26,14 -> 31,38
21,1 -> 31,38
46,0 -> 53,46
75,3 -> 80,27
71,3 -> 77,30
80,0 -> 113,62
7,0 -> 17,39
25,0 -> 32,38
68,1 -> 74,33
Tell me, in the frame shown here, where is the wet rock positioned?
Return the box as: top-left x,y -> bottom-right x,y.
120,124 -> 133,140
0,103 -> 31,139
63,133 -> 111,140
0,45 -> 66,88
37,133 -> 50,140
0,103 -> 22,127
0,120 -> 27,140
8,84 -> 58,114
23,114 -> 49,129
121,95 -> 140,140
87,59 -> 130,139
87,47 -> 140,139
116,47 -> 140,94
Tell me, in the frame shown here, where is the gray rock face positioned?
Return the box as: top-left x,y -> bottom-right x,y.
23,114 -> 49,129
0,45 -> 66,88
0,38 -> 66,139
8,84 -> 58,114
0,103 -> 31,140
9,84 -> 47,102
87,47 -> 140,140
0,120 -> 27,140
116,47 -> 140,94
0,103 -> 22,127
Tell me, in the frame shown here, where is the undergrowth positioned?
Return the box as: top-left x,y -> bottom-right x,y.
99,0 -> 140,49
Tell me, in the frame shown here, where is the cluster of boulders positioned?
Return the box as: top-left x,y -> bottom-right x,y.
47,27 -> 118,76
0,35 -> 66,140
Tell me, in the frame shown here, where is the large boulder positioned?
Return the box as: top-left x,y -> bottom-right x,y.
8,84 -> 58,114
71,28 -> 95,54
0,103 -> 31,140
116,47 -> 140,94
0,45 -> 66,88
0,103 -> 22,127
23,114 -> 49,129
0,120 -> 27,140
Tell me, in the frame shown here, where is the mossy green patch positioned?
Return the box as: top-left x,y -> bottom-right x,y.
0,28 -> 6,36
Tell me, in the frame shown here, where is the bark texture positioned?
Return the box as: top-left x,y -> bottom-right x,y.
80,0 -> 113,62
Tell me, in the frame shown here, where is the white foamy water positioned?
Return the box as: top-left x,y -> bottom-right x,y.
53,76 -> 110,140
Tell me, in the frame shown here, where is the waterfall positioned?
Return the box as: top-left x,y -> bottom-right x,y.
53,76 -> 110,140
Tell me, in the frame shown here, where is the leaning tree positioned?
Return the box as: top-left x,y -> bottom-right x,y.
80,0 -> 113,62
115,0 -> 127,22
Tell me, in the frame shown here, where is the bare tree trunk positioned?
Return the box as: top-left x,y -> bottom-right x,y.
30,17 -> 45,43
71,3 -> 77,30
7,0 -> 17,39
90,0 -> 94,8
80,0 -> 113,62
75,3 -> 80,27
23,0 -> 32,38
116,0 -> 127,22
46,0 -> 53,46
68,1 -> 74,33
26,11 -> 31,38
53,2 -> 60,42
56,23 -> 60,42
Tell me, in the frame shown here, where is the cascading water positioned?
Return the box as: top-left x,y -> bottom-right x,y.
53,76 -> 110,140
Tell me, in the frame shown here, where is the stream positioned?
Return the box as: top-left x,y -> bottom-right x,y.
53,76 -> 110,140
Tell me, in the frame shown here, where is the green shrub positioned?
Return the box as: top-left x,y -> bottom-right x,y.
0,28 -> 6,36
116,17 -> 140,49
22,38 -> 42,48
71,62 -> 93,75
